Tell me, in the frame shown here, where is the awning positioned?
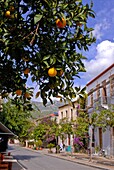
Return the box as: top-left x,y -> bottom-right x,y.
0,122 -> 17,138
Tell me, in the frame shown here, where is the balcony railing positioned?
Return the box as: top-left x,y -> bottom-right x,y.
93,96 -> 114,110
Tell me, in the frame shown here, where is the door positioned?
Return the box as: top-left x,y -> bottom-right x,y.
99,128 -> 102,149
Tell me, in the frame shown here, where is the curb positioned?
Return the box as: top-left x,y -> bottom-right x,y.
21,147 -> 114,170
43,153 -> 111,170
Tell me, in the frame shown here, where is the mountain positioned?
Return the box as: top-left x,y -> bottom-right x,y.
31,100 -> 64,119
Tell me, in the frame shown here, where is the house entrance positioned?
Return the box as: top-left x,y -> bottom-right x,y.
99,128 -> 102,149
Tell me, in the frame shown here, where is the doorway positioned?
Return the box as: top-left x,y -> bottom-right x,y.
99,128 -> 102,149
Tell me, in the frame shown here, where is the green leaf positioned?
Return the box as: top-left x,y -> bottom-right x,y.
43,61 -> 50,68
34,14 -> 42,24
63,4 -> 68,9
42,55 -> 50,61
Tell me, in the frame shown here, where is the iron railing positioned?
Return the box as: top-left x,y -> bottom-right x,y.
93,96 -> 114,110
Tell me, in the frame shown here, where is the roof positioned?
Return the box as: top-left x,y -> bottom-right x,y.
49,112 -> 58,117
58,100 -> 77,109
0,122 -> 17,137
86,63 -> 114,86
36,112 -> 58,121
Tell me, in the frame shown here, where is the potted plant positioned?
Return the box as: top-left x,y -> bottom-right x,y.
35,140 -> 43,150
94,146 -> 100,155
47,143 -> 55,153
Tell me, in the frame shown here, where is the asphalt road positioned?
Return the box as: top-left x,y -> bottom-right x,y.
8,145 -> 101,170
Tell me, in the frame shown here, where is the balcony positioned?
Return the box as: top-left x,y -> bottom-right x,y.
87,96 -> 114,113
93,96 -> 114,110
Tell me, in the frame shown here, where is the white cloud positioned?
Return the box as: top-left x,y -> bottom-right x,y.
92,19 -> 110,40
84,40 -> 114,82
92,23 -> 103,40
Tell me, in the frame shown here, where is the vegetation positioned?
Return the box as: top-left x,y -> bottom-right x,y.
96,109 -> 114,130
47,143 -> 55,153
33,123 -> 47,141
59,118 -> 73,145
0,0 -> 96,109
0,100 -> 34,143
35,139 -> 43,149
1,98 -> 113,156
34,117 -> 59,147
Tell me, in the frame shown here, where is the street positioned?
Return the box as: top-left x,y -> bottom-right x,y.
8,145 -> 101,170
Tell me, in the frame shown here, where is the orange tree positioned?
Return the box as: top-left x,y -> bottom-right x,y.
0,0 -> 96,109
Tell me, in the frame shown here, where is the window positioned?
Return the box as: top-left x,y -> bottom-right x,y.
90,93 -> 93,107
66,110 -> 68,119
61,112 -> 63,119
96,84 -> 100,99
92,128 -> 95,147
102,80 -> 107,104
99,128 -> 102,148
71,109 -> 73,120
110,75 -> 114,96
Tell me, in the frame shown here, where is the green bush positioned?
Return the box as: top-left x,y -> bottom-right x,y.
47,143 -> 55,149
95,146 -> 100,153
28,141 -> 34,145
35,140 -> 43,148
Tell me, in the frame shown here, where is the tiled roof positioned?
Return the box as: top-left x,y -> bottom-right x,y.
86,63 -> 114,86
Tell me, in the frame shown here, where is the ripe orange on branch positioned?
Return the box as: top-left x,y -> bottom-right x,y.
48,67 -> 57,77
76,22 -> 82,27
56,18 -> 66,28
16,90 -> 22,96
58,69 -> 63,76
24,92 -> 30,98
5,11 -> 10,17
9,6 -> 15,12
23,68 -> 30,75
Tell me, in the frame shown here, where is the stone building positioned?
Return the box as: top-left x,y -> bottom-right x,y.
86,63 -> 114,156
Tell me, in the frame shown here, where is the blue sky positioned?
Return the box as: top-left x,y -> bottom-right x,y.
76,0 -> 114,87
27,0 -> 114,101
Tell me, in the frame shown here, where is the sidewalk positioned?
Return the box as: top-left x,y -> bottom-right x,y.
37,148 -> 114,170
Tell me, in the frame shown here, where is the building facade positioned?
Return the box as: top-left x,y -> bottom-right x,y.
86,63 -> 114,156
58,101 -> 79,147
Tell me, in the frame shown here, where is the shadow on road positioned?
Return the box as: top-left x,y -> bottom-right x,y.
13,154 -> 42,161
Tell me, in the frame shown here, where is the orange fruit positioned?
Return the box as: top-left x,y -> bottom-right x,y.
24,92 -> 30,98
56,18 -> 66,28
5,11 -> 10,17
16,90 -> 22,96
48,67 -> 57,77
58,69 -> 63,76
24,68 -> 30,74
9,6 -> 15,12
76,22 -> 82,27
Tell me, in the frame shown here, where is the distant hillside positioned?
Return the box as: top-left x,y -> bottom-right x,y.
31,100 -> 64,119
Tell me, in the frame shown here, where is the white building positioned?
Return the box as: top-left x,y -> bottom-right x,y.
86,63 -> 114,156
58,101 -> 79,147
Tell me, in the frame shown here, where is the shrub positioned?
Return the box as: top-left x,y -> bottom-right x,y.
35,140 -> 43,148
47,143 -> 55,152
